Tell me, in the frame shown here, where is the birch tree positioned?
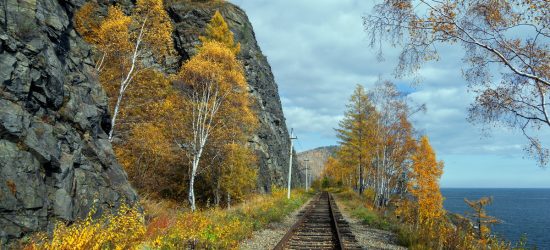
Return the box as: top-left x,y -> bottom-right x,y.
331,82 -> 418,208
174,40 -> 247,211
364,0 -> 550,166
200,11 -> 257,206
368,81 -> 416,207
112,70 -> 182,198
75,0 -> 173,141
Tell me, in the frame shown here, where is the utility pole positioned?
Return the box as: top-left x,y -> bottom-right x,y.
303,159 -> 310,192
287,128 -> 297,199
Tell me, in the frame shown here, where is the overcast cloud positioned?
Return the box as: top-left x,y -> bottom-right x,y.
230,0 -> 550,187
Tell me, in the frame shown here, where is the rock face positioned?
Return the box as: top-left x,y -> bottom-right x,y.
0,0 -> 302,243
0,0 -> 137,244
166,2 -> 304,192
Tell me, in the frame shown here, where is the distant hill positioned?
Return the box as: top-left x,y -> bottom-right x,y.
297,146 -> 339,180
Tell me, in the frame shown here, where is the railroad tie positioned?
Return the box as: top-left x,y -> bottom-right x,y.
274,192 -> 363,250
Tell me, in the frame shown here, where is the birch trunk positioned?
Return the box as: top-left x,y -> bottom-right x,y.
185,78 -> 226,212
227,193 -> 231,209
108,19 -> 146,141
188,149 -> 202,212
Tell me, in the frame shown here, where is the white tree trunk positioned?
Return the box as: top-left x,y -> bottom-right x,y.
227,193 -> 231,209
188,163 -> 197,211
108,19 -> 146,141
188,150 -> 202,211
184,78 -> 227,211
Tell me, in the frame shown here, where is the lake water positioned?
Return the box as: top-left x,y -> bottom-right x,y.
441,188 -> 550,249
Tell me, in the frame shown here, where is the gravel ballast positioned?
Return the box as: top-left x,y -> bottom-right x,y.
239,193 -> 406,250
238,197 -> 315,250
335,197 -> 407,250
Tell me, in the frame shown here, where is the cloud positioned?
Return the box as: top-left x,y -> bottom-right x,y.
230,0 -> 550,187
284,106 -> 343,136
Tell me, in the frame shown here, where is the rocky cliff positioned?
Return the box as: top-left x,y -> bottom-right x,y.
0,0 -> 302,243
165,2 -> 304,192
0,0 -> 137,244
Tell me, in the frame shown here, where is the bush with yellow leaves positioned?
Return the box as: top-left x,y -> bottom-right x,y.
29,204 -> 145,250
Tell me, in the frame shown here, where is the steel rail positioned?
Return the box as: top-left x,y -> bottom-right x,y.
273,192 -> 349,250
273,194 -> 320,250
328,193 -> 345,250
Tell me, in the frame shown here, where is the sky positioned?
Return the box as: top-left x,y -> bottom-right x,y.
229,0 -> 550,188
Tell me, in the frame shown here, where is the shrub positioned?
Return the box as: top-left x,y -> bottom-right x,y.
30,204 -> 145,250
396,224 -> 422,248
362,188 -> 375,202
338,188 -> 357,200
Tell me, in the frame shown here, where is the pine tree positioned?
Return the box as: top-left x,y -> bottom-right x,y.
465,197 -> 500,245
335,84 -> 377,194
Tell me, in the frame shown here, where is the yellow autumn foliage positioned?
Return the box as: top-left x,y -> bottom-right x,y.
73,2 -> 101,45
74,0 -> 174,140
27,189 -> 311,249
31,205 -> 144,250
178,40 -> 245,94
96,6 -> 133,61
75,2 -> 258,207
220,143 -> 258,202
171,33 -> 256,207
134,0 -> 174,58
409,136 -> 445,227
200,10 -> 240,55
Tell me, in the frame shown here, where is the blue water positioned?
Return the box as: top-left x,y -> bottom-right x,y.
441,188 -> 550,249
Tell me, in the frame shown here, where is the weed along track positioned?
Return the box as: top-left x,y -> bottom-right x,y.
274,192 -> 362,250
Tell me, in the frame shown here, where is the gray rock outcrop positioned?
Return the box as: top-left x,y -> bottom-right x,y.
166,2 -> 304,192
0,0 -> 302,243
0,0 -> 137,244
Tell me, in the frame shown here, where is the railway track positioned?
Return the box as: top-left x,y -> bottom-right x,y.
274,192 -> 362,250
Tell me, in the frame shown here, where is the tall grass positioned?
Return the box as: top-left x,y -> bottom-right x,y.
146,188 -> 311,249
331,188 -> 394,230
